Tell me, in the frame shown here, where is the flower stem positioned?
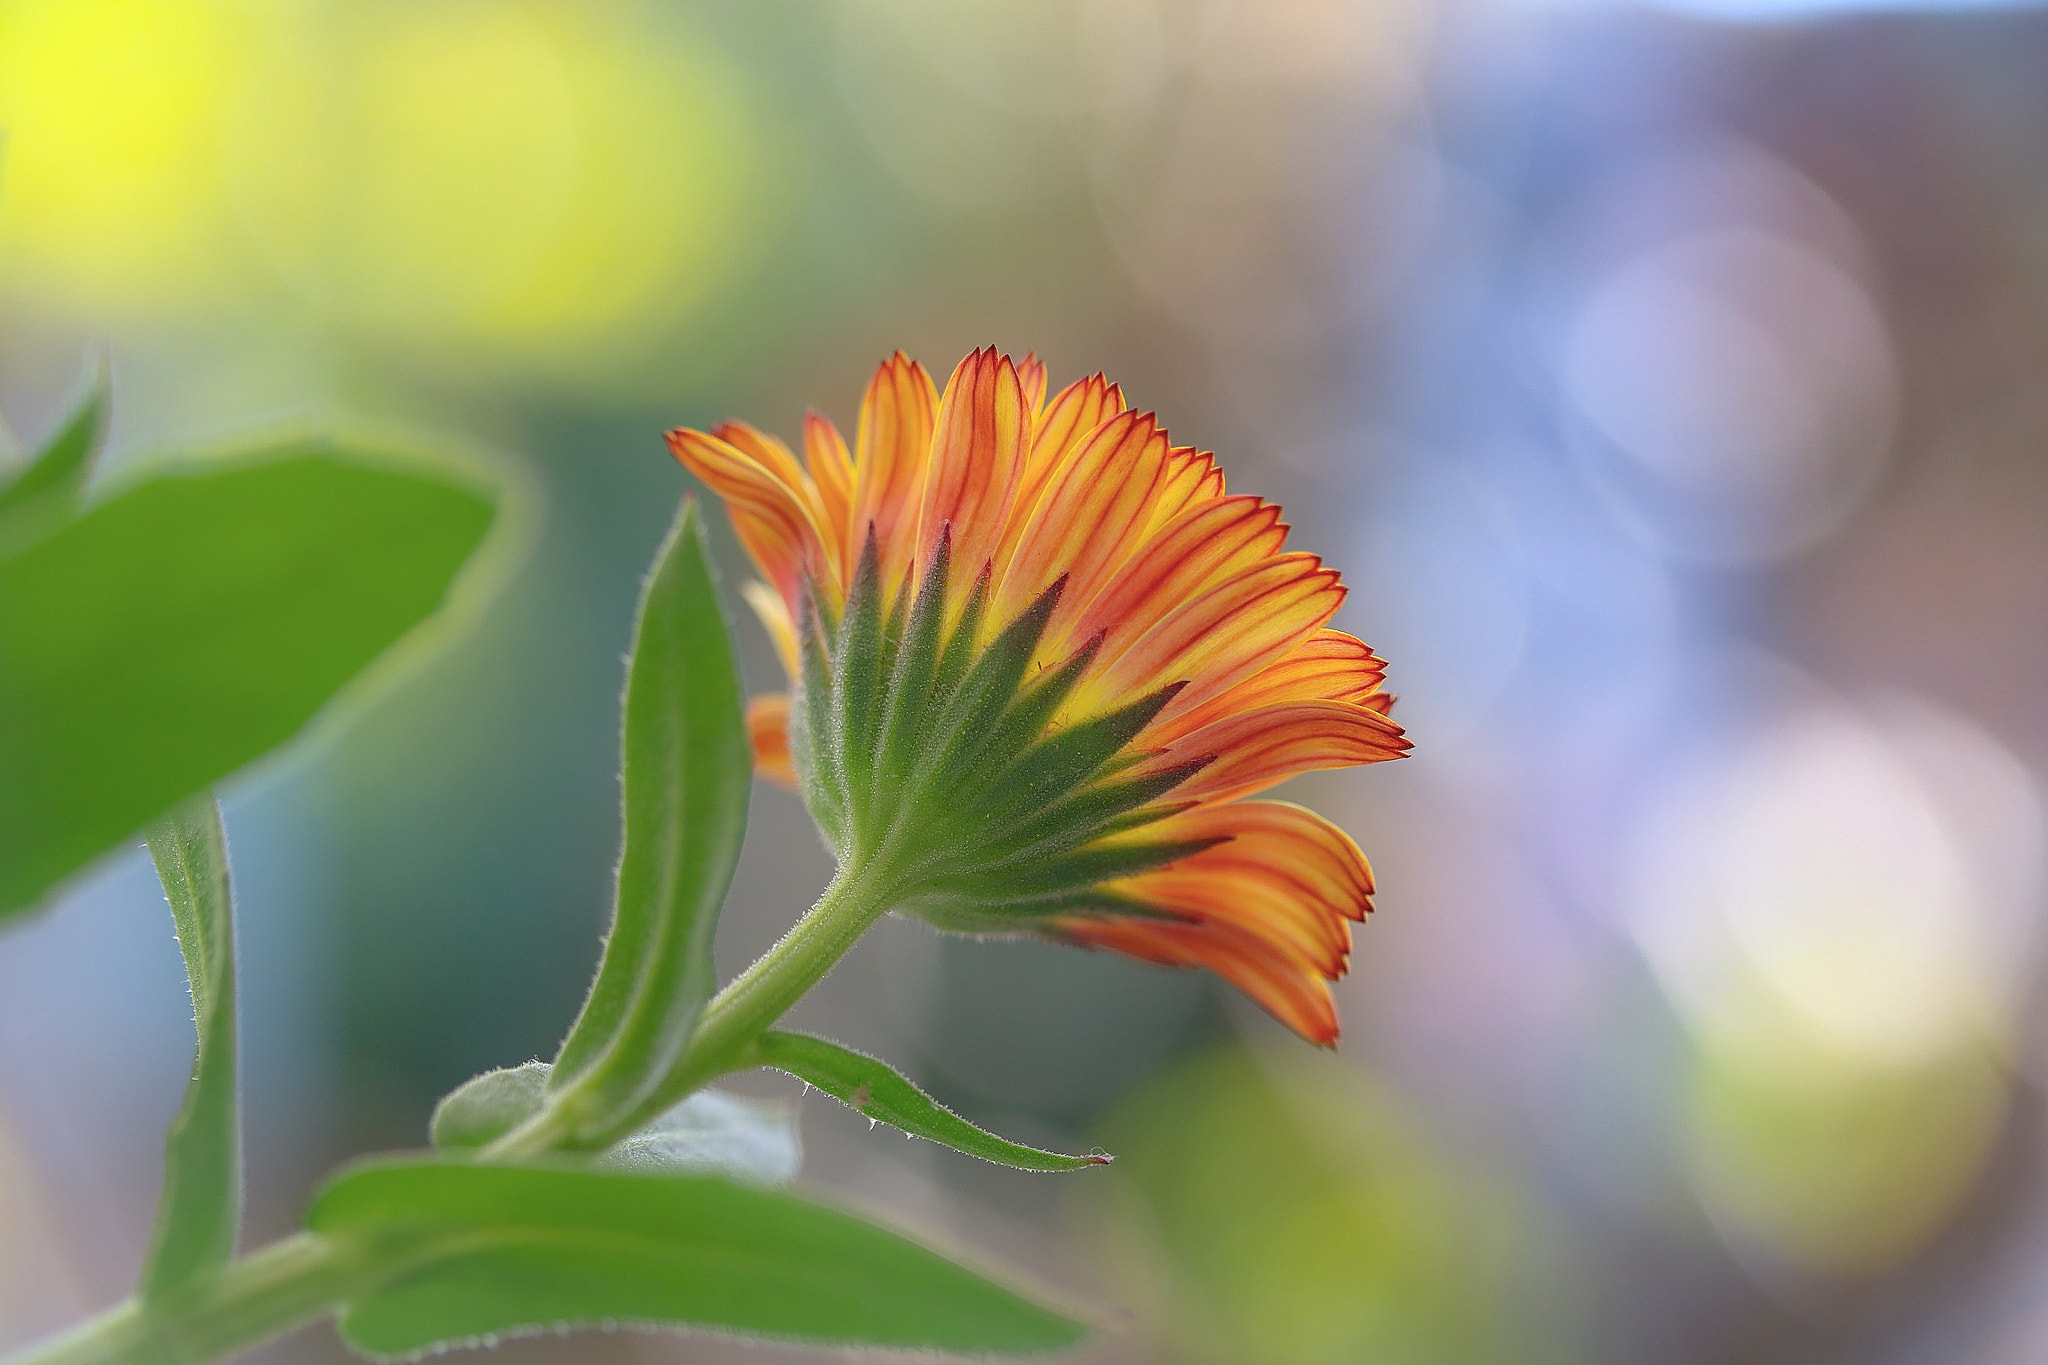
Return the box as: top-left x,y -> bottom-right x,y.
487,860 -> 897,1158
4,1233 -> 358,1365
644,859 -> 896,1113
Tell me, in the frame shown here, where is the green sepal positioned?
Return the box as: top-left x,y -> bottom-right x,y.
780,537 -> 1224,934
951,837 -> 1224,902
753,1031 -> 1111,1172
792,591 -> 846,851
969,681 -> 1187,828
831,531 -> 889,838
957,762 -> 1217,880
874,525 -> 951,783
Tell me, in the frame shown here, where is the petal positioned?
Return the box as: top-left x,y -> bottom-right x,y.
1053,917 -> 1340,1045
1049,799 -> 1373,1042
742,580 -> 801,681
1029,374 -> 1126,475
851,352 -> 939,598
1111,800 -> 1371,970
1145,446 -> 1224,535
1152,628 -> 1390,744
995,409 -> 1172,638
996,373 -> 1127,570
746,693 -> 798,788
1139,699 -> 1410,805
804,410 -> 856,587
1071,495 -> 1286,657
1016,352 -> 1049,415
667,427 -> 828,615
919,347 -> 1030,585
1078,552 -> 1344,723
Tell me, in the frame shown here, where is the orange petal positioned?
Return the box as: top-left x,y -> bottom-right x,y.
997,373 -> 1128,570
1029,373 -> 1126,475
1055,917 -> 1341,1045
1152,628 -> 1390,744
1113,800 -> 1370,967
1139,699 -> 1410,805
667,427 -> 828,616
745,693 -> 797,788
804,411 -> 856,587
1052,799 -> 1374,1042
919,347 -> 1030,585
742,580 -> 801,681
1071,495 -> 1287,657
851,352 -> 939,599
1145,447 -> 1224,535
1079,552 -> 1343,722
995,409 -> 1172,637
1016,352 -> 1049,415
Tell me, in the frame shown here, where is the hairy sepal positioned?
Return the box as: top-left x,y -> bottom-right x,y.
790,546 -> 1213,932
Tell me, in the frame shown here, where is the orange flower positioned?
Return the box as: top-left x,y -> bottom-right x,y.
668,348 -> 1407,1044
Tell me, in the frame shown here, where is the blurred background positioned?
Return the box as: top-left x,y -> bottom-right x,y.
4,0 -> 2048,1360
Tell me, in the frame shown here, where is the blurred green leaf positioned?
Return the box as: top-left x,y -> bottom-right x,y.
140,794 -> 242,1301
547,499 -> 749,1137
0,439 -> 501,920
755,1030 -> 1110,1173
433,1063 -> 800,1185
311,1158 -> 1090,1359
1099,1046 -> 1570,1365
0,358 -> 108,519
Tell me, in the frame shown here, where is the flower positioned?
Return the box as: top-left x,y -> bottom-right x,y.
668,348 -> 1407,1044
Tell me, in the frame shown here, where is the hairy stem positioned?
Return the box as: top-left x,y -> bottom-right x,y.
4,1234 -> 358,1365
485,859 -> 898,1159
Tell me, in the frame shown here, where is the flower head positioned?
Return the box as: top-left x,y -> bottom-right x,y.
668,348 -> 1407,1044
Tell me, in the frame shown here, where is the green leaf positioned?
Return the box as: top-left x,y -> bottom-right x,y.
433,1063 -> 800,1185
0,438 -> 503,921
546,500 -> 750,1141
0,356 -> 108,519
754,1031 -> 1110,1173
140,794 -> 242,1300
310,1159 -> 1090,1359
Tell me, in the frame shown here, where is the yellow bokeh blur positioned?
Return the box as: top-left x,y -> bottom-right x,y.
0,0 -> 761,373
0,0 -> 246,306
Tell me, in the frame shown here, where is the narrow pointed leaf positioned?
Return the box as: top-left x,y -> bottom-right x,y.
140,794 -> 242,1300
548,501 -> 749,1138
755,1031 -> 1110,1173
0,439 -> 503,921
310,1160 -> 1090,1359
0,358 -> 107,517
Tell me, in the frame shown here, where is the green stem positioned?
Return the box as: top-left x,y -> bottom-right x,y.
486,860 -> 898,1159
4,1234 -> 359,1365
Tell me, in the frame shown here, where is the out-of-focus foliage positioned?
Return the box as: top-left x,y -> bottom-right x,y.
1096,1046 -> 1572,1365
0,426 -> 506,918
0,0 -> 760,381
